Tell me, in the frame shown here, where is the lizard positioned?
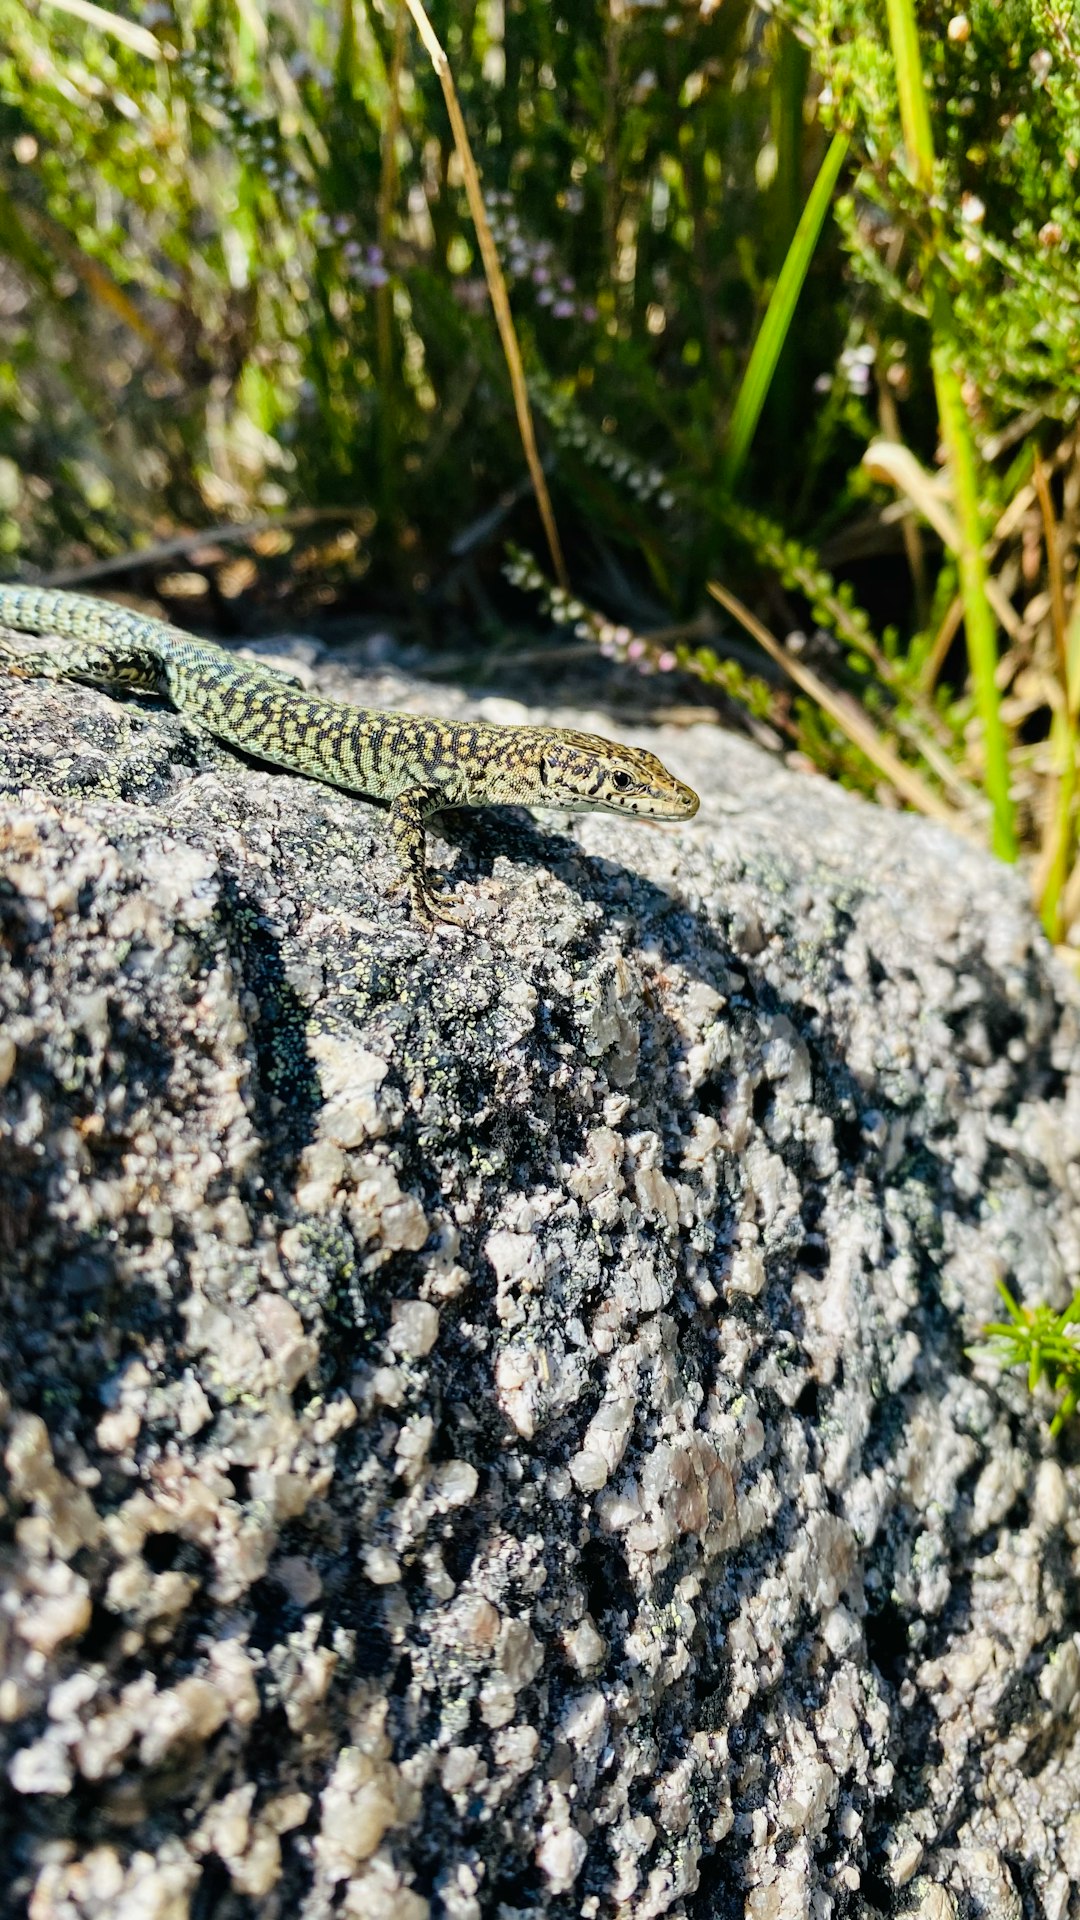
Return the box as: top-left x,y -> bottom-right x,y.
0,585 -> 700,926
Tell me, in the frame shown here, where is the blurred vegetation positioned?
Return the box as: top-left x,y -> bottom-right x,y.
1,1 -> 1080,941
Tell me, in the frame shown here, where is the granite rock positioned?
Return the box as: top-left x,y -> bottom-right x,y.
1,634 -> 1079,1919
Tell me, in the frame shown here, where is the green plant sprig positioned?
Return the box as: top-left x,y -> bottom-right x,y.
968,1281 -> 1080,1438
503,540 -> 778,724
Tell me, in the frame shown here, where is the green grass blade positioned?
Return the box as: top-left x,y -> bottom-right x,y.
885,0 -> 934,188
882,0 -> 1016,862
771,28 -> 811,263
721,130 -> 849,492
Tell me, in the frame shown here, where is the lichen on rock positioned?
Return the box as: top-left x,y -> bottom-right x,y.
2,642 -> 1079,1918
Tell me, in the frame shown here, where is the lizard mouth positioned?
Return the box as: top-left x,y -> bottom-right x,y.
645,782 -> 700,819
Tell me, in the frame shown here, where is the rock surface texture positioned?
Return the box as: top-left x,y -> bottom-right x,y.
1,628 -> 1079,1920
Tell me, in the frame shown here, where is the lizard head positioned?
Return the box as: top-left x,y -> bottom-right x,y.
538,730 -> 700,819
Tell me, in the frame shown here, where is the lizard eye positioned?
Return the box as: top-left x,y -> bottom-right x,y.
610,769 -> 633,792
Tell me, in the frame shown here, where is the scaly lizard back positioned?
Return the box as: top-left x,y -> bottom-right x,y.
0,585 -> 699,925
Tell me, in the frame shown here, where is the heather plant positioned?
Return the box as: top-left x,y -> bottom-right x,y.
783,0 -> 1080,933
795,0 -> 1080,420
0,0 -> 785,585
2,0 -> 1080,949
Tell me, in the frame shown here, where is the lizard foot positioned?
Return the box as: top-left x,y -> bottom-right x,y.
400,873 -> 470,931
0,640 -> 54,678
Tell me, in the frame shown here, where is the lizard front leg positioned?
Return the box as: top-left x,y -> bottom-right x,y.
389,784 -> 467,928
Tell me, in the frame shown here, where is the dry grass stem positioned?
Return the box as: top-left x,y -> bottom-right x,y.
1033,449 -> 1071,699
707,578 -> 961,828
864,440 -> 1022,639
401,0 -> 568,588
920,593 -> 965,694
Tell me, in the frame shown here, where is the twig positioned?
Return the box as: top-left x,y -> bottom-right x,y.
41,509 -> 368,587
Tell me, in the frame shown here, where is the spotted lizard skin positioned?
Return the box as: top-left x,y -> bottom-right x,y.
0,586 -> 700,924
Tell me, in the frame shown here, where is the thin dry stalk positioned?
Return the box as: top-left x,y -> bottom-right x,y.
893,713 -> 978,808
876,348 -> 927,624
1031,448 -> 1078,940
1033,450 -> 1070,696
920,592 -> 964,694
376,2 -> 408,528
864,440 -> 1022,639
15,197 -> 179,373
707,579 -> 961,829
1060,851 -> 1080,934
401,0 -> 568,587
